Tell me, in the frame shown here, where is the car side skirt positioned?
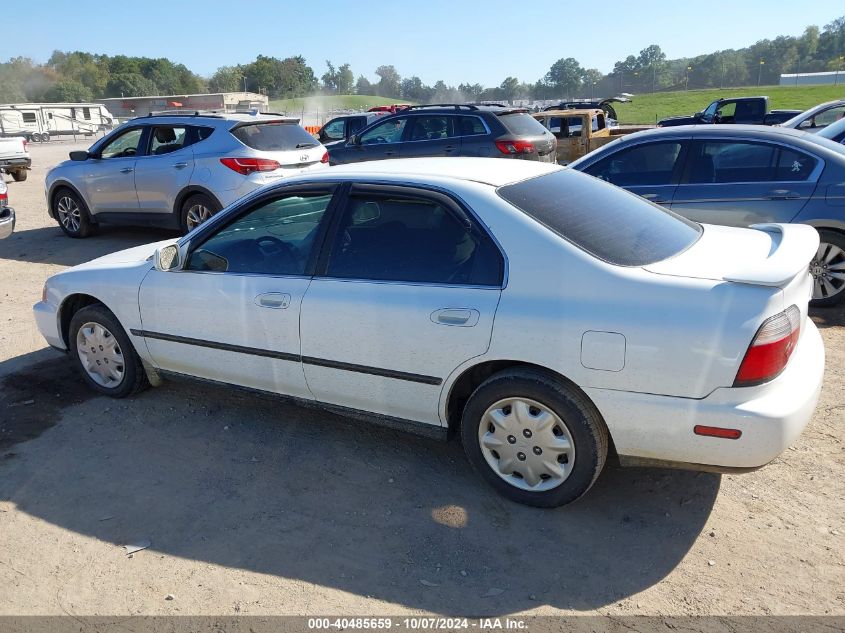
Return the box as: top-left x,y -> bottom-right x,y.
617,454 -> 764,474
157,369 -> 448,441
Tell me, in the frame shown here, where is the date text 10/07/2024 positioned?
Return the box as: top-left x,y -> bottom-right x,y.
307,618 -> 528,630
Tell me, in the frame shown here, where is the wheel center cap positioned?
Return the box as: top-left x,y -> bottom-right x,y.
811,264 -> 824,277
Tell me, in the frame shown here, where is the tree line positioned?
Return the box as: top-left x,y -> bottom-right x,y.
1,15 -> 843,105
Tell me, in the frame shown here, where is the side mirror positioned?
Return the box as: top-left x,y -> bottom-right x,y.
694,111 -> 704,118
349,134 -> 361,146
69,151 -> 90,161
154,243 -> 183,272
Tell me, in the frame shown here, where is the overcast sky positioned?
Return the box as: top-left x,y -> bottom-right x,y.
3,1 -> 844,87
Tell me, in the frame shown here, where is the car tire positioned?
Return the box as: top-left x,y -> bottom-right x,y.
11,169 -> 27,182
810,230 -> 845,307
180,193 -> 221,234
41,132 -> 50,143
31,133 -> 42,143
52,188 -> 93,238
461,367 -> 608,508
69,304 -> 148,398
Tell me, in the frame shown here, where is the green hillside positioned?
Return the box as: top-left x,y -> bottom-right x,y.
269,94 -> 409,114
614,84 -> 845,124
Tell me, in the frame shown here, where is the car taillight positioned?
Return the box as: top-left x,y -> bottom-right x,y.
734,305 -> 801,387
219,157 -> 281,175
321,151 -> 329,164
0,191 -> 7,206
495,139 -> 535,155
22,140 -> 28,152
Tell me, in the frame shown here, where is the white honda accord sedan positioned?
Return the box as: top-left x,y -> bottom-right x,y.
33,158 -> 825,507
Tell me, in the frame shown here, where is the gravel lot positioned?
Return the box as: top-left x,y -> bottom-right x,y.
0,141 -> 843,617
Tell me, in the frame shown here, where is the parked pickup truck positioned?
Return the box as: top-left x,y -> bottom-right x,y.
657,96 -> 800,127
0,136 -> 30,182
532,109 -> 650,164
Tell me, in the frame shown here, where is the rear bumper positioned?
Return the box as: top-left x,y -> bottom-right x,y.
0,207 -> 14,239
33,300 -> 66,351
586,319 -> 824,470
0,157 -> 31,169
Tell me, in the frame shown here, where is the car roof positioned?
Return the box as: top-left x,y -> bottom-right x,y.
299,157 -> 562,187
618,124 -> 818,142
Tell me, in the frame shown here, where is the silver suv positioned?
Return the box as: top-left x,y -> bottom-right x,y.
45,112 -> 329,237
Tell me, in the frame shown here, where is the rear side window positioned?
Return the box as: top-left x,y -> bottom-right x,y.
498,169 -> 701,267
326,192 -> 503,286
499,113 -> 550,137
458,116 -> 487,136
231,122 -> 318,151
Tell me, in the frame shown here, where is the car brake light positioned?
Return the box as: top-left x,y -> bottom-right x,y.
219,157 -> 281,175
321,151 -> 329,164
495,139 -> 535,155
734,305 -> 801,387
0,191 -> 7,206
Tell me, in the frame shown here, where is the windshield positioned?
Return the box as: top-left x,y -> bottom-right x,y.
701,100 -> 720,122
231,121 -> 318,151
498,169 -> 702,267
817,117 -> 845,144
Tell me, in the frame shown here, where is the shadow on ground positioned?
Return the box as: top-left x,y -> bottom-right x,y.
0,350 -> 719,615
0,225 -> 177,267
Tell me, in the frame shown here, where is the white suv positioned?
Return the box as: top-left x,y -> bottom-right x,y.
44,112 -> 329,237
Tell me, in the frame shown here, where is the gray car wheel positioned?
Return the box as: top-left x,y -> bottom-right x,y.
180,193 -> 221,234
810,231 -> 845,307
53,188 -> 93,238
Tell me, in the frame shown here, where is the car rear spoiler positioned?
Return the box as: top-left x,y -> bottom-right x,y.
723,223 -> 819,287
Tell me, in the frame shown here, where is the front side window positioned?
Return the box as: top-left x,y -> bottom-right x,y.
326,192 -> 503,286
499,169 -> 701,267
360,118 -> 407,145
321,119 -> 346,141
407,116 -> 455,141
186,193 -> 333,276
801,105 -> 845,129
149,126 -> 187,155
100,128 -> 143,159
585,142 -> 683,186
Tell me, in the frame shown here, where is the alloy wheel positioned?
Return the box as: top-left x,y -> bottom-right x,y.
76,322 -> 125,388
57,196 -> 81,233
185,204 -> 213,231
478,397 -> 575,492
811,241 -> 845,301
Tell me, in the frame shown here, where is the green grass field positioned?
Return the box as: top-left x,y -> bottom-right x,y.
269,94 -> 408,114
614,84 -> 845,124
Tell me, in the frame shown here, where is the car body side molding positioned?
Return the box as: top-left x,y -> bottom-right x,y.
130,329 -> 442,386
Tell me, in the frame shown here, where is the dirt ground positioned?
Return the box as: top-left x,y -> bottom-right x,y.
0,141 -> 842,618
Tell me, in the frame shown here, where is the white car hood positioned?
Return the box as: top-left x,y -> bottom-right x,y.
71,239 -> 177,272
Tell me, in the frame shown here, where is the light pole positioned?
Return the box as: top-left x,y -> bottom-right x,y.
242,75 -> 248,93
757,59 -> 764,87
685,65 -> 691,91
836,56 -> 844,86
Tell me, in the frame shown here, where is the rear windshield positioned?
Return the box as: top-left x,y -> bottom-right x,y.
499,113 -> 550,137
231,122 -> 318,151
498,169 -> 702,266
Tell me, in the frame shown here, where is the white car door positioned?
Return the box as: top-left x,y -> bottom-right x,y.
300,184 -> 504,426
137,186 -> 339,398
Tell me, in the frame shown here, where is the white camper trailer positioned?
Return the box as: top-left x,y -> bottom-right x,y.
0,103 -> 116,142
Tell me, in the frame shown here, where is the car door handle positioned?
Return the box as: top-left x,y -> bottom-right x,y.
641,193 -> 668,203
766,189 -> 801,200
385,150 -> 397,156
172,162 -> 189,169
254,292 -> 291,309
445,145 -> 457,152
119,167 -> 134,174
430,308 -> 480,327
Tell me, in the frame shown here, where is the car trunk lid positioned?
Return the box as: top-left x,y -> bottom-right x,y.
644,223 -> 818,289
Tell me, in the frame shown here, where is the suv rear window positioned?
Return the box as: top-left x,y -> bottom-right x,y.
499,113 -> 550,137
498,169 -> 701,266
231,122 -> 318,151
